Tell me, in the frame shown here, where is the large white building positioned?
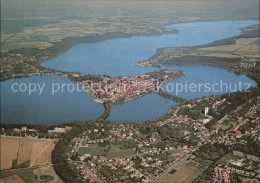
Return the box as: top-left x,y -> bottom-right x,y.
54,127 -> 66,133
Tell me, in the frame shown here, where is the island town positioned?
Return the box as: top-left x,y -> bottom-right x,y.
77,69 -> 184,103
0,52 -> 185,105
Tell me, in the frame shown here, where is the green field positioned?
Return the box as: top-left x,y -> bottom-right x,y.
156,165 -> 202,183
106,145 -> 135,159
78,145 -> 135,158
157,48 -> 186,57
1,168 -> 40,183
251,39 -> 259,45
218,154 -> 238,164
78,145 -> 107,156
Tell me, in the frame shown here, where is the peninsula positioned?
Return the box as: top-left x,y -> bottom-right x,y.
71,69 -> 185,104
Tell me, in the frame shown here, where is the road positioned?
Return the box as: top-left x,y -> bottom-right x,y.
152,154 -> 191,182
118,158 -> 152,182
78,162 -> 103,183
74,139 -> 84,153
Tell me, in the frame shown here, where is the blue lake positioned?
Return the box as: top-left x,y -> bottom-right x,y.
162,66 -> 257,100
42,20 -> 258,76
1,20 -> 258,123
107,93 -> 177,122
1,76 -> 104,124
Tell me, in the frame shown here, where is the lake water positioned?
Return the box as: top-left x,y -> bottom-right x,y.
42,20 -> 258,76
162,66 -> 257,100
107,93 -> 177,122
1,20 -> 258,123
1,76 -> 104,124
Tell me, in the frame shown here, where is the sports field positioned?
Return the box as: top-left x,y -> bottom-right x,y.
78,144 -> 135,158
156,165 -> 201,183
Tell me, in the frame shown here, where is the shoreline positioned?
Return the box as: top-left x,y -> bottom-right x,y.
1,21 -> 259,125
1,20 -> 257,82
136,24 -> 259,86
75,69 -> 186,104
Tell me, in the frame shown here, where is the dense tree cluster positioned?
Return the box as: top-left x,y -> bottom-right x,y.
52,122 -> 86,183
